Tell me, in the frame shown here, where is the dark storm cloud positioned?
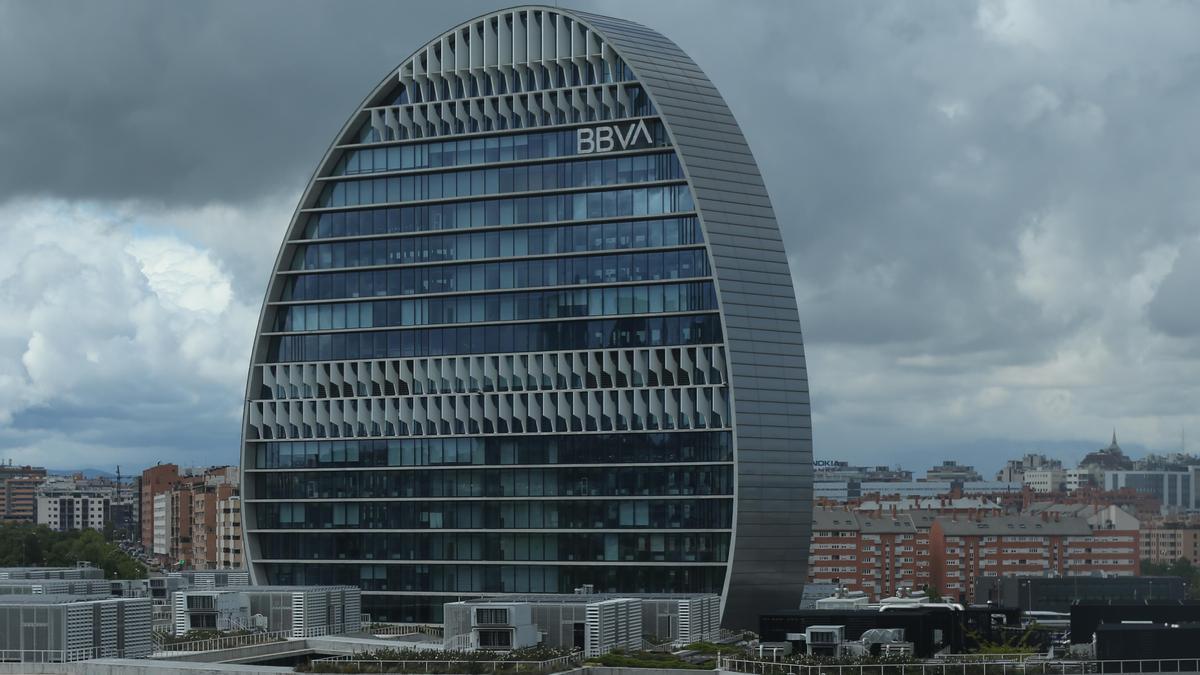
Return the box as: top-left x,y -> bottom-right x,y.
0,0 -> 1198,472
0,1 -> 500,205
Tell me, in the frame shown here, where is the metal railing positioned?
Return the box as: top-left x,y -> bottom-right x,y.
718,656 -> 1200,675
366,622 -> 445,639
307,651 -> 582,674
152,629 -> 291,654
0,647 -> 140,663
151,620 -> 363,654
935,655 -> 1047,663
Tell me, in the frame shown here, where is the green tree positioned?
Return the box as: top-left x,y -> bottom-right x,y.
1140,558 -> 1200,600
0,523 -> 146,579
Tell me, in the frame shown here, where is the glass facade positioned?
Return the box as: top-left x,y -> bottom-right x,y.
244,7 -> 812,628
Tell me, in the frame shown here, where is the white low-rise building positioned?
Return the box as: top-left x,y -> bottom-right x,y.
1024,469 -> 1066,493
172,585 -> 360,638
0,594 -> 152,662
443,593 -> 720,656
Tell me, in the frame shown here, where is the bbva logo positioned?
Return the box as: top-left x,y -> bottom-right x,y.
577,120 -> 654,154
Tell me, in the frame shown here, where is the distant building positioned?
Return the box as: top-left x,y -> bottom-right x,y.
189,470 -> 238,570
1023,468 -> 1066,493
815,461 -> 912,483
215,495 -> 243,569
925,461 -> 982,483
1,464 -> 48,523
853,497 -> 1001,514
1104,468 -> 1196,513
140,463 -> 180,551
961,481 -> 1023,495
152,493 -> 169,557
1065,468 -> 1094,492
1141,521 -> 1200,564
807,508 -> 932,600
864,481 -> 953,499
1080,432 -> 1134,472
930,508 -> 1140,602
996,454 -> 1063,483
145,465 -> 240,567
35,476 -> 133,533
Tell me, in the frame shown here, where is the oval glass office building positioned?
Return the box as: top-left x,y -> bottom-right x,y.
241,6 -> 812,629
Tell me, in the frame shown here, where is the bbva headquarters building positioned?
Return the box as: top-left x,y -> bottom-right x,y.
241,6 -> 812,628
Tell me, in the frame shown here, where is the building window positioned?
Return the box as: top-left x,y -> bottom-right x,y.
477,629 -> 513,647
476,608 -> 510,625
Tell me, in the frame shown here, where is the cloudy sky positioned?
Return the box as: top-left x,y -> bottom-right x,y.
1,0 -> 1197,474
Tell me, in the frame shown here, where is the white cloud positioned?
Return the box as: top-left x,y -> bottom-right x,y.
0,199 -> 256,468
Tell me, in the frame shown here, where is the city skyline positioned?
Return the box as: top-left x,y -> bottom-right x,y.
1,0 -> 1199,474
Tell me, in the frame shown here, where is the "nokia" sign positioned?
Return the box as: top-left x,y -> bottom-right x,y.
577,120 -> 655,155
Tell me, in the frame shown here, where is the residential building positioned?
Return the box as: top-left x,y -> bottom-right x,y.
146,466 -> 240,567
1140,521 -> 1200,564
36,480 -> 110,533
925,461 -> 983,483
152,493 -> 169,556
190,470 -> 238,570
930,509 -> 1139,603
2,475 -> 46,524
1,464 -> 47,523
216,495 -> 243,569
240,6 -> 813,628
32,475 -> 138,537
140,463 -> 180,551
807,509 -> 932,600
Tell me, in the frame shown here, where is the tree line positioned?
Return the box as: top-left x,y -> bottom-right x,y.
0,522 -> 146,579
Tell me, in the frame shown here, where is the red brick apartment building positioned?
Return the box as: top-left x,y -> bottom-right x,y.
810,505 -> 1139,602
140,463 -> 180,550
808,509 -> 933,600
930,509 -> 1139,602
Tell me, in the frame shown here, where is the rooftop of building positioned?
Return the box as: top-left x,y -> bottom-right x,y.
0,593 -> 141,605
448,592 -> 718,605
856,497 -> 1000,512
813,508 -> 863,530
0,565 -> 99,574
936,514 -> 1093,536
179,584 -> 359,594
